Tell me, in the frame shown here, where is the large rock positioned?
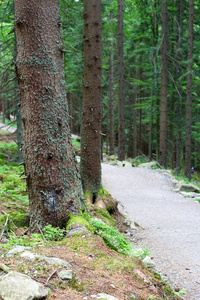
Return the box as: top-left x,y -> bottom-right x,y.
20,251 -> 70,267
179,183 -> 200,193
0,271 -> 48,300
5,246 -> 30,258
6,247 -> 70,268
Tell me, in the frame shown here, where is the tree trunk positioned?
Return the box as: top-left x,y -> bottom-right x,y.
176,0 -> 184,175
159,0 -> 168,168
14,34 -> 23,163
15,0 -> 84,232
109,32 -> 115,155
80,0 -> 102,199
185,0 -> 194,180
117,0 -> 125,161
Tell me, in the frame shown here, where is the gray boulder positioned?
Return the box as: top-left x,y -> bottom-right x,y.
20,251 -> 70,267
0,271 -> 48,300
179,183 -> 200,193
5,246 -> 30,258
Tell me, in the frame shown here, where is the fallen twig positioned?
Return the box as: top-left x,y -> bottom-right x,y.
0,215 -> 9,240
36,223 -> 46,241
45,270 -> 57,285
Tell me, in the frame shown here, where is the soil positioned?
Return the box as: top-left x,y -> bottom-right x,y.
0,229 -> 179,300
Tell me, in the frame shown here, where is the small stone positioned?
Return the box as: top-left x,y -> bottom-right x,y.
58,270 -> 73,280
142,256 -> 155,268
130,293 -> 137,300
97,294 -> 118,300
110,284 -> 116,289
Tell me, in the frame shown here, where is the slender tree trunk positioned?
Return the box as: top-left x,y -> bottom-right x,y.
185,0 -> 194,180
67,92 -> 74,134
117,0 -> 125,161
15,0 -> 84,232
80,0 -> 102,199
151,0 -> 159,161
14,34 -> 23,163
138,65 -> 143,154
133,69 -> 138,158
159,0 -> 168,168
176,0 -> 184,175
109,33 -> 115,155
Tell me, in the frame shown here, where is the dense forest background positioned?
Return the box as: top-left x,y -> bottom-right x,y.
1,0 -> 200,177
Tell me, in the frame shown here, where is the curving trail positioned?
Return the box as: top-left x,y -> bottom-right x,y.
102,163 -> 200,300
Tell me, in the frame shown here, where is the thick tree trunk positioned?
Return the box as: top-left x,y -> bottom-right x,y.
185,0 -> 194,180
117,0 -> 125,161
159,0 -> 168,168
15,0 -> 84,232
109,35 -> 115,156
80,0 -> 102,199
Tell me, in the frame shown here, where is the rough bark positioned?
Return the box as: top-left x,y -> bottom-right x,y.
117,0 -> 125,161
159,0 -> 168,168
14,34 -> 23,163
14,0 -> 84,232
80,0 -> 102,199
109,33 -> 115,155
184,0 -> 194,180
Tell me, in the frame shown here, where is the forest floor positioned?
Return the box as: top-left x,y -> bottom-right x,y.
0,131 -> 183,300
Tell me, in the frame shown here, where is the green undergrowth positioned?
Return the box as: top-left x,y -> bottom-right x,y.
0,142 -> 29,228
172,171 -> 200,187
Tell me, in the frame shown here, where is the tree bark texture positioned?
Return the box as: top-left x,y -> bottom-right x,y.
159,0 -> 168,168
15,0 -> 84,231
81,0 -> 102,197
109,35 -> 115,155
117,0 -> 125,161
185,0 -> 194,180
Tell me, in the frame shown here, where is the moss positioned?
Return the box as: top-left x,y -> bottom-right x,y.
95,208 -> 115,227
10,212 -> 30,227
66,215 -> 92,232
0,215 -> 8,227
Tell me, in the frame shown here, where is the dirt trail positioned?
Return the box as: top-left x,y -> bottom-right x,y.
102,163 -> 200,300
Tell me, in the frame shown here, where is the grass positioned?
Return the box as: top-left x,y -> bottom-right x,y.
0,142 -> 29,229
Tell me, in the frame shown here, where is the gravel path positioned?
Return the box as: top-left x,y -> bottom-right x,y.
102,163 -> 200,300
